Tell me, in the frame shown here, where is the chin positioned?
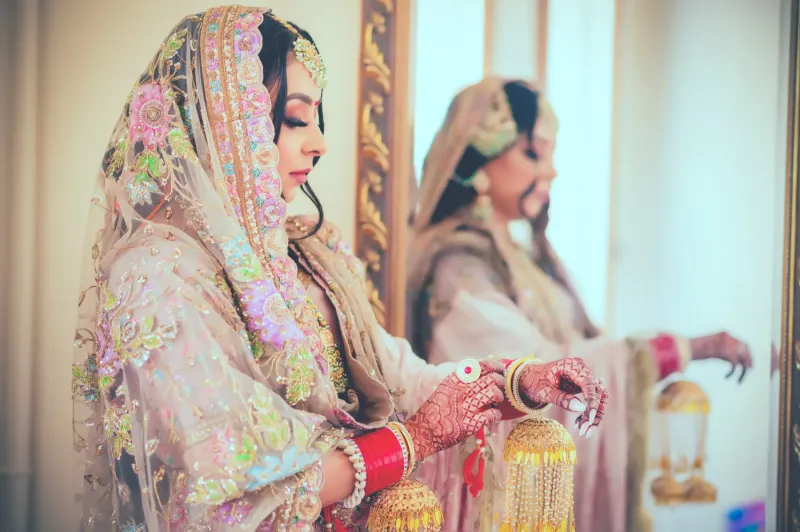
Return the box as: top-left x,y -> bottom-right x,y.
522,201 -> 544,220
282,188 -> 297,203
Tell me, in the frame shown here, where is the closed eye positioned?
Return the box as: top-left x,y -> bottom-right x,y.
284,117 -> 308,128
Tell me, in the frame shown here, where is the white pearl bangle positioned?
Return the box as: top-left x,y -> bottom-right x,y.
337,438 -> 366,508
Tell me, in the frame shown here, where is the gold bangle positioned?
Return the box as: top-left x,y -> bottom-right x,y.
387,421 -> 416,477
507,357 -> 552,415
505,358 -> 528,406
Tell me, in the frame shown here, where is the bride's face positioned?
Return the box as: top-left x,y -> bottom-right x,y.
484,121 -> 557,221
276,56 -> 326,203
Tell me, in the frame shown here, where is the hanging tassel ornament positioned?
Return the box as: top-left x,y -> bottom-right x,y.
364,422 -> 443,532
499,358 -> 577,532
365,478 -> 443,532
463,427 -> 487,498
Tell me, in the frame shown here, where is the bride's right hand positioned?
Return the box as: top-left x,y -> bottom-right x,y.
403,360 -> 506,461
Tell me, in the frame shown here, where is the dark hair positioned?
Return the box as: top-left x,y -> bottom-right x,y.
258,14 -> 324,238
427,81 -> 546,228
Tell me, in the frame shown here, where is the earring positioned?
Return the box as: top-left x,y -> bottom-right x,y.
472,170 -> 492,221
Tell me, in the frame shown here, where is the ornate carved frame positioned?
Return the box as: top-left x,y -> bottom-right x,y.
778,1 -> 800,529
354,0 -> 413,335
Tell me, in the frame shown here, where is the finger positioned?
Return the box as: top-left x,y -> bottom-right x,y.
534,385 -> 585,413
580,379 -> 602,417
738,359 -> 749,384
475,385 -> 504,407
470,374 -> 500,396
481,408 -> 503,425
490,372 -> 505,389
590,388 -> 609,428
480,359 -> 506,376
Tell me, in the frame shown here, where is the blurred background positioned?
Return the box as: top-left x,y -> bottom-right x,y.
0,0 -> 789,530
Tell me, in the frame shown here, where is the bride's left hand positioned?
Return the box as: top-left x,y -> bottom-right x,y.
518,357 -> 609,439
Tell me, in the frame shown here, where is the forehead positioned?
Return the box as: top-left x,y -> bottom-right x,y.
285,58 -> 322,102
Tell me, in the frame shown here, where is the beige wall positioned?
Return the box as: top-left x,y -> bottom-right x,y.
0,1 -> 361,530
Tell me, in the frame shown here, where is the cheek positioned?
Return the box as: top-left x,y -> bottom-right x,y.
276,134 -> 297,187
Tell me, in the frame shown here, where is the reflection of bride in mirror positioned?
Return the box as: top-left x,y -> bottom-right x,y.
406,78 -> 754,532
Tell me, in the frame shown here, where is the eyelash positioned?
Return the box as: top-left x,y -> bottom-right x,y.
284,117 -> 308,129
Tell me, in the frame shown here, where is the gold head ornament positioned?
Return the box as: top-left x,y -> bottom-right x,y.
267,11 -> 327,89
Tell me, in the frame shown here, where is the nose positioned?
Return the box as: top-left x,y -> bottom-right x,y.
304,125 -> 327,158
541,165 -> 557,182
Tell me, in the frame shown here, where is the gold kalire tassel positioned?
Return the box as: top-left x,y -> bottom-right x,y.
499,415 -> 577,532
365,478 -> 443,532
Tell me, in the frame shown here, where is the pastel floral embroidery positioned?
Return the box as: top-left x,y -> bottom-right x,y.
216,499 -> 253,525
130,82 -> 172,148
124,150 -> 165,206
159,29 -> 188,64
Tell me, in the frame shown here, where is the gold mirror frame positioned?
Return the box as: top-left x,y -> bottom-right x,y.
354,0 -> 413,334
778,1 -> 800,529
355,0 -> 800,527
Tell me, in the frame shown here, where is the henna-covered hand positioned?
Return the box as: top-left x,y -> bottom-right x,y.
518,357 -> 609,439
403,359 -> 506,460
690,331 -> 752,382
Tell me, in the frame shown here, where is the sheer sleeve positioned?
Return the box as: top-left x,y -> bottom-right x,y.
426,252 -> 688,377
376,328 -> 455,417
95,237 -> 338,529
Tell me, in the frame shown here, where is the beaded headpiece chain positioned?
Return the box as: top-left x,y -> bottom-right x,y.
266,11 -> 328,89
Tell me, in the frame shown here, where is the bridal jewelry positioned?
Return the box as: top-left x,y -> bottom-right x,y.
456,358 -> 481,384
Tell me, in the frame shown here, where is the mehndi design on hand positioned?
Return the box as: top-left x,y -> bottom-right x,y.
404,359 -> 506,460
518,357 -> 609,438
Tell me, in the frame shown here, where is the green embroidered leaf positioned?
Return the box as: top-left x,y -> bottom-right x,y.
160,29 -> 188,63
98,375 -> 113,390
228,255 -> 264,283
167,128 -> 197,161
106,139 -> 128,176
140,315 -> 154,335
136,151 -> 162,178
112,320 -> 122,351
221,478 -> 240,497
292,419 -> 310,448
141,334 -> 164,350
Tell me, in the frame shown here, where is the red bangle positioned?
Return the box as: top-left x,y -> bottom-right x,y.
649,334 -> 681,379
353,428 -> 405,495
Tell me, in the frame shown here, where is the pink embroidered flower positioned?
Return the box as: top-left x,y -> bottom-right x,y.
129,83 -> 171,148
242,88 -> 269,117
217,499 -> 253,525
235,29 -> 261,55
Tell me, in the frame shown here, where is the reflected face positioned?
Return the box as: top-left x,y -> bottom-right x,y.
275,56 -> 326,203
483,119 -> 557,221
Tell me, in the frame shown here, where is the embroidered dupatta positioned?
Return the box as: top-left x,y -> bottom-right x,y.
71,6 -> 393,530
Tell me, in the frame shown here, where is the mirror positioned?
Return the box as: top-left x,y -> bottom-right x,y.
354,0 -> 800,529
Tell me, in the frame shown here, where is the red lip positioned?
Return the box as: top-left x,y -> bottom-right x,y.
289,169 -> 311,184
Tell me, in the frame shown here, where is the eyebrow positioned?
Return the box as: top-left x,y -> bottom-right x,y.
286,92 -> 317,106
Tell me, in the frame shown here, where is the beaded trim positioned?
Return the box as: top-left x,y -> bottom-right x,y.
337,438 -> 367,508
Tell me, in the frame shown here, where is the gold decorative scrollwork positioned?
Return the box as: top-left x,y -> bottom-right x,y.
355,0 -> 394,327
355,0 -> 412,333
